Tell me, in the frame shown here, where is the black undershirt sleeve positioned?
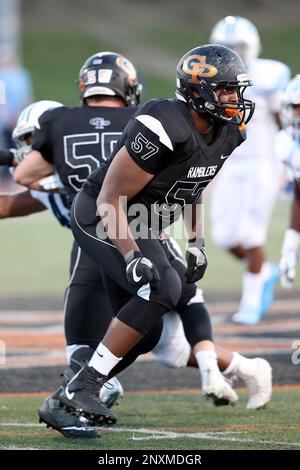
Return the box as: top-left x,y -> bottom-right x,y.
0,149 -> 14,166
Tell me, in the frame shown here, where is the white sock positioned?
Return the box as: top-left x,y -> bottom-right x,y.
239,270 -> 265,310
195,350 -> 219,381
89,343 -> 122,376
223,352 -> 256,376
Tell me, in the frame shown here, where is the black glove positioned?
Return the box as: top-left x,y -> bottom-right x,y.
125,251 -> 159,287
185,237 -> 208,283
0,149 -> 14,166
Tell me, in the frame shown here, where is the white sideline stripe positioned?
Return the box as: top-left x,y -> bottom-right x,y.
135,115 -> 173,150
1,423 -> 299,448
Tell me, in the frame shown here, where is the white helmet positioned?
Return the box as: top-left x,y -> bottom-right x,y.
210,16 -> 261,64
12,100 -> 63,147
282,75 -> 300,132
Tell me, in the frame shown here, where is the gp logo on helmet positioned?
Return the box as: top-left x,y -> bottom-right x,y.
182,55 -> 218,83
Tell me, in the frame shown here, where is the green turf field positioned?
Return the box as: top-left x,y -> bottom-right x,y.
0,390 -> 299,450
0,210 -> 72,295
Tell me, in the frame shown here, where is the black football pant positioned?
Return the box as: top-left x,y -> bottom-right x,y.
64,241 -> 112,349
71,190 -> 202,339
65,238 -> 212,368
65,240 -> 163,373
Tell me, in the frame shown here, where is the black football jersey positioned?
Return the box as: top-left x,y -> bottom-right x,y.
31,105 -> 137,201
84,98 -> 246,231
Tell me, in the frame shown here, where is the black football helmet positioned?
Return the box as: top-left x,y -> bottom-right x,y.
176,44 -> 255,125
78,52 -> 142,106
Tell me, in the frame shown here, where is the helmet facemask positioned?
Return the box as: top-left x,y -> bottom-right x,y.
177,75 -> 254,125
176,44 -> 255,126
14,133 -> 32,149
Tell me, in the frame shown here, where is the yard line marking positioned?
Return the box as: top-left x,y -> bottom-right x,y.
0,423 -> 299,448
2,422 -> 300,433
114,427 -> 300,447
130,433 -> 300,448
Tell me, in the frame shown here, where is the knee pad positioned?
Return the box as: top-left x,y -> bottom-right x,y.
159,266 -> 182,310
117,267 -> 181,335
152,311 -> 191,368
117,296 -> 167,335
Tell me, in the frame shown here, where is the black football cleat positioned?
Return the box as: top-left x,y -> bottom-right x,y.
38,395 -> 101,438
58,365 -> 117,426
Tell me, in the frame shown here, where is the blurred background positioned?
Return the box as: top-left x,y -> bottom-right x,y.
1,0 -> 300,297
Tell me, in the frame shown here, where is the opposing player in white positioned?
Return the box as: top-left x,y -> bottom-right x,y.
153,307 -> 272,410
210,16 -> 290,324
152,239 -> 271,410
275,75 -> 300,288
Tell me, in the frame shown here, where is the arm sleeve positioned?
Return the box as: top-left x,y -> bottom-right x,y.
0,149 -> 14,166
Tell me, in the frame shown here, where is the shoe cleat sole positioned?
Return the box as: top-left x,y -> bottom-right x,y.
59,402 -> 117,427
38,411 -> 101,439
204,393 -> 231,406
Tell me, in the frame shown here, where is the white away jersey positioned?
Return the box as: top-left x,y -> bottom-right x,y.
230,58 -> 290,162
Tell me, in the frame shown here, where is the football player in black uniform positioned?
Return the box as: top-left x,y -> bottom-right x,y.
49,44 -> 256,423
14,52 -> 142,435
14,47 -> 272,431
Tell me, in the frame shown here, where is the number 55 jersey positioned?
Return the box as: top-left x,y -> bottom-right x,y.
31,104 -> 137,202
85,98 -> 247,231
